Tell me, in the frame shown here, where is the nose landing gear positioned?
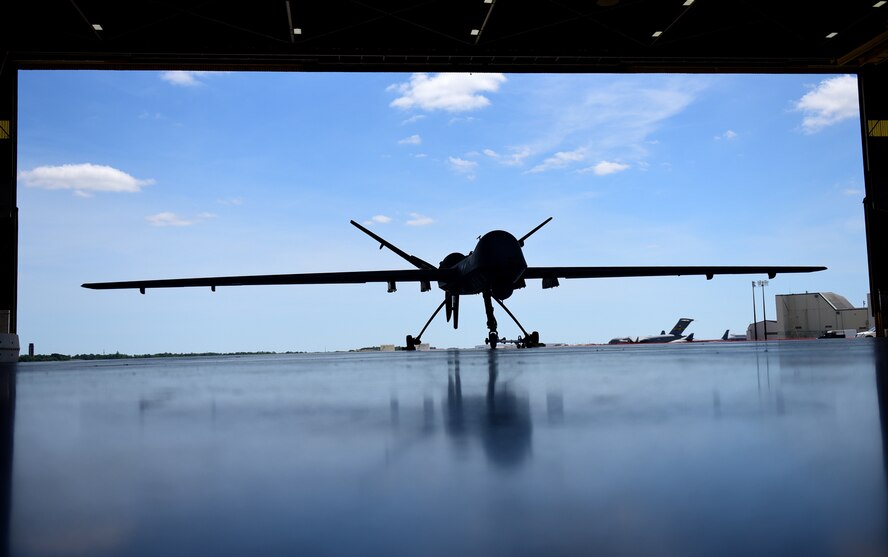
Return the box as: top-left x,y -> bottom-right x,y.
482,291 -> 543,349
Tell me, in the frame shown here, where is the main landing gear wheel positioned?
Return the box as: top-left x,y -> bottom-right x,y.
485,331 -> 499,349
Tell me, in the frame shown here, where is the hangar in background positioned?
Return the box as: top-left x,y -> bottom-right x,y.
777,292 -> 872,339
2,1 -> 888,339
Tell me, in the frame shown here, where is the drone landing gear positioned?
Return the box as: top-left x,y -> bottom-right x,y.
405,292 -> 543,351
482,292 -> 543,349
487,331 -> 499,347
405,298 -> 447,351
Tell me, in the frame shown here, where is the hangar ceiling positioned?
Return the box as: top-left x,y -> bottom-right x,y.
5,0 -> 888,73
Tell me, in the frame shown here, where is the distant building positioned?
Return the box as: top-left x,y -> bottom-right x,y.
379,344 -> 396,352
747,320 -> 778,341
776,292 -> 870,339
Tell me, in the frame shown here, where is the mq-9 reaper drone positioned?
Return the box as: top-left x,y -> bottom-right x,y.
83,218 -> 825,350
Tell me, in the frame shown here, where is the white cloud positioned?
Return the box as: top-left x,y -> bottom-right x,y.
401,115 -> 426,125
19,163 -> 154,196
484,146 -> 531,166
515,76 -> 706,173
363,215 -> 392,225
843,188 -> 863,197
581,160 -> 630,176
217,197 -> 244,206
715,129 -> 738,141
146,211 -> 217,227
388,73 -> 507,112
146,212 -> 193,227
160,71 -> 212,87
448,116 -> 477,125
448,156 -> 478,178
398,134 -> 422,145
529,148 -> 588,173
406,212 -> 434,226
795,74 -> 859,133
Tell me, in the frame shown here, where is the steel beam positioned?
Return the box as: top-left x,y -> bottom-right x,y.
859,68 -> 888,337
0,56 -> 15,336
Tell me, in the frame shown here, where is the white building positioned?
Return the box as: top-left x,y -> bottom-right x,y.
747,320 -> 778,341
776,292 -> 870,339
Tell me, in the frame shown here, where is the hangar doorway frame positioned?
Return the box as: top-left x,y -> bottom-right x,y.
1,64 -> 886,338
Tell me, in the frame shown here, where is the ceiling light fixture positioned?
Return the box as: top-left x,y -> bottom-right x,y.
471,29 -> 480,36
92,24 -> 103,31
826,32 -> 838,39
683,0 -> 695,6
293,28 -> 302,35
875,1 -> 886,7
652,31 -> 663,37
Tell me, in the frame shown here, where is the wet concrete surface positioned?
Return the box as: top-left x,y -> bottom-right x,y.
2,340 -> 887,556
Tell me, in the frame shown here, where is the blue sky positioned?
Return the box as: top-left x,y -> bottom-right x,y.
17,70 -> 868,353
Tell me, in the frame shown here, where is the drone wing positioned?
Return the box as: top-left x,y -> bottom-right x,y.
82,268 -> 453,293
523,265 -> 826,282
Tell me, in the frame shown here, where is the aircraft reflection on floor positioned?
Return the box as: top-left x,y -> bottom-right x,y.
8,345 -> 888,556
444,350 -> 533,469
0,364 -> 14,557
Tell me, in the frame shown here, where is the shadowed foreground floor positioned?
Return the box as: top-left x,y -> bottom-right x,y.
3,340 -> 887,556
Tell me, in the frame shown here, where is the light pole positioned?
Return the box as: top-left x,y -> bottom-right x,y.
752,281 -> 758,341
758,280 -> 769,341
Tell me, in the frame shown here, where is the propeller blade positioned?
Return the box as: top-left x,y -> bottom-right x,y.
350,220 -> 436,270
518,217 -> 553,247
453,294 -> 460,330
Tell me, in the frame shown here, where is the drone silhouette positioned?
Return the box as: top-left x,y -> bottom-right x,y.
83,218 -> 825,349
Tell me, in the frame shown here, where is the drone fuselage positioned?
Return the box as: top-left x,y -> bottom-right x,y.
438,230 -> 527,300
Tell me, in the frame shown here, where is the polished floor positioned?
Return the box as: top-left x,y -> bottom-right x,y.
2,340 -> 887,556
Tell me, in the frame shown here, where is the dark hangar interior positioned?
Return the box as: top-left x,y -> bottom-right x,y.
7,1 -> 888,71
2,0 -> 888,335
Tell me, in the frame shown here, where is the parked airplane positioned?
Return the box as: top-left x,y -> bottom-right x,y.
609,318 -> 695,344
637,318 -> 695,343
721,329 -> 748,341
83,218 -> 826,350
666,333 -> 695,343
607,337 -> 636,345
